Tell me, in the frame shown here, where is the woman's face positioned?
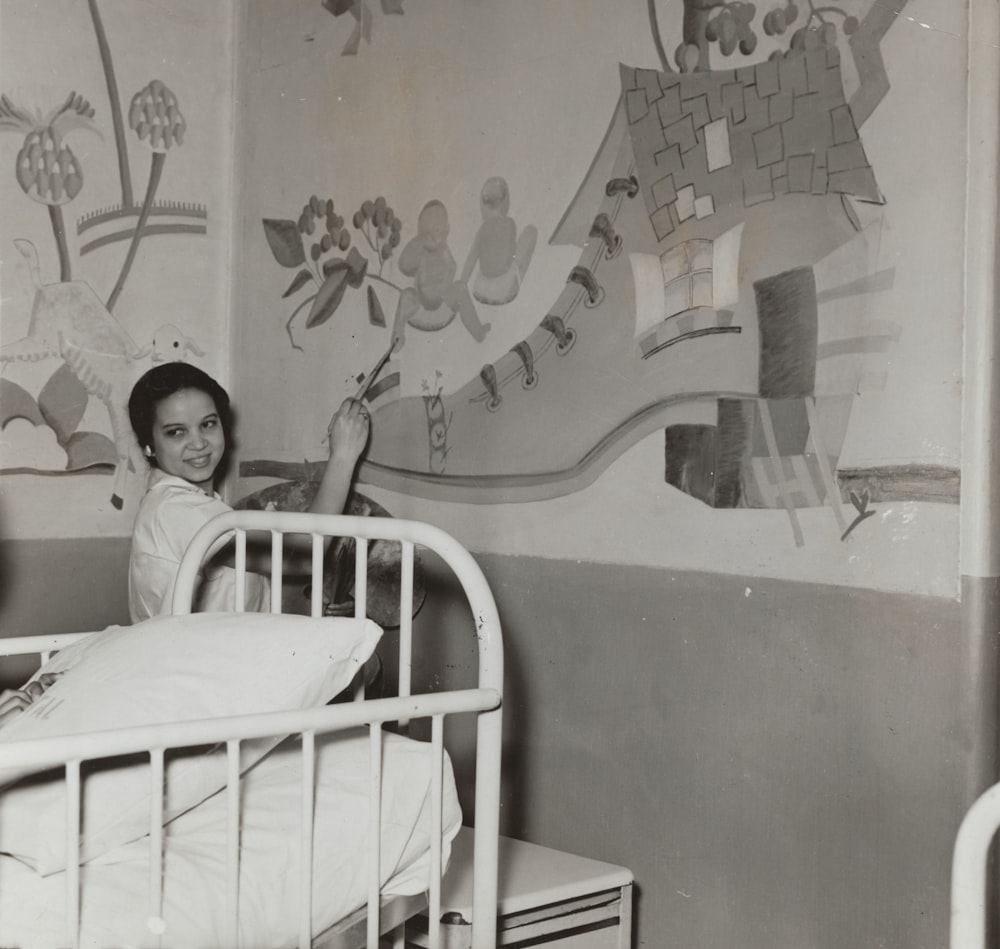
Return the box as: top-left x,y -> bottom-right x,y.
150,388 -> 226,490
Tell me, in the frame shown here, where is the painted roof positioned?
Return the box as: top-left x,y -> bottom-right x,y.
621,48 -> 883,243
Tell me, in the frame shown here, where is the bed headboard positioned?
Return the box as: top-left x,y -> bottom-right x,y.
173,509 -> 505,945
172,509 -> 502,685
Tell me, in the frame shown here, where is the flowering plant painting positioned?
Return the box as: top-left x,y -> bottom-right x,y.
0,0 -> 209,512
263,195 -> 402,349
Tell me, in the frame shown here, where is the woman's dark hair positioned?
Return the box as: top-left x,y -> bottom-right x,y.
128,363 -> 233,467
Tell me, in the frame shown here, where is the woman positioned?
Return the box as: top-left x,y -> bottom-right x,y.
127,362 -> 369,622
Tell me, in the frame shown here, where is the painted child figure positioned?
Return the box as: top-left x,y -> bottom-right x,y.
391,200 -> 491,351
459,176 -> 537,306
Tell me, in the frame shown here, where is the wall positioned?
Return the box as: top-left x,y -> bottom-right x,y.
232,0 -> 963,598
230,3 -> 985,948
0,0 -> 238,636
0,2 -> 989,947
0,537 -> 131,689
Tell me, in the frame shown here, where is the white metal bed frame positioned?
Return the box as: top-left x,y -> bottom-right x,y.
951,781 -> 1000,949
0,510 -> 504,949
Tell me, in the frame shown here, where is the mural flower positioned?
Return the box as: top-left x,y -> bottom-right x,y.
264,195 -> 400,349
655,0 -> 864,73
0,91 -> 99,281
105,80 -> 187,310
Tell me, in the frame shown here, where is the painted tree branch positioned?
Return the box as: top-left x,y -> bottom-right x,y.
49,205 -> 71,282
107,151 -> 164,310
647,0 -> 673,72
87,0 -> 133,208
848,0 -> 909,127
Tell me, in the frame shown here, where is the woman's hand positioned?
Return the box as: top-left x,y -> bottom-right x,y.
326,398 -> 371,466
306,398 -> 371,521
25,672 -> 62,700
0,672 -> 63,727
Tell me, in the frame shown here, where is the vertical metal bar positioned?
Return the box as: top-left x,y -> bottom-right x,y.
270,530 -> 284,614
149,748 -> 165,944
226,739 -> 241,948
428,715 -> 445,949
311,534 -> 324,617
354,538 -> 369,701
65,760 -> 81,949
616,883 -> 634,949
234,529 -> 247,612
354,538 -> 368,618
299,731 -> 316,949
366,724 -> 383,949
398,542 -> 414,730
471,706 -> 502,948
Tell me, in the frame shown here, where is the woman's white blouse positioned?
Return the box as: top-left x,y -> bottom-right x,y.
128,471 -> 270,622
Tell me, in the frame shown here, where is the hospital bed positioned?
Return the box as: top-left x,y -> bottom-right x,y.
0,510 -> 503,949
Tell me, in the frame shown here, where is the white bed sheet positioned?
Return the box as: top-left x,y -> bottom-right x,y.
0,728 -> 461,949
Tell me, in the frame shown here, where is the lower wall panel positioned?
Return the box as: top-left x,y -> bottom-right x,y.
0,536 -> 131,684
409,553 -> 988,949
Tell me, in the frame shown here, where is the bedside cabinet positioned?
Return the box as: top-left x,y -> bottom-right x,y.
405,827 -> 633,948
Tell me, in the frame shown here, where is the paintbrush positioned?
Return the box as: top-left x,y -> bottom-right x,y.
355,337 -> 396,400
322,337 -> 396,447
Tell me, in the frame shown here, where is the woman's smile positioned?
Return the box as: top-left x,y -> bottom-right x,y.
151,388 -> 226,490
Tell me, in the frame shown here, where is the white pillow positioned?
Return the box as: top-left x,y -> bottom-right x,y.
0,611 -> 381,875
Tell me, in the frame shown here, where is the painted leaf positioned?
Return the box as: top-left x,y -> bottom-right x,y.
322,256 -> 350,278
0,379 -> 44,427
64,430 -> 116,470
38,364 -> 88,443
341,0 -> 372,54
305,264 -> 351,328
322,0 -> 356,16
367,285 -> 386,327
381,0 -> 404,13
263,219 -> 306,268
282,269 -> 313,298
345,245 -> 369,287
342,21 -> 362,55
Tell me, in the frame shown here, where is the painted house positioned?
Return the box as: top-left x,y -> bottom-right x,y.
0,1 -> 995,946
344,49 -> 896,550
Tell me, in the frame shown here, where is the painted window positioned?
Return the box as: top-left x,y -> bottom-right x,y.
630,223 -> 744,340
660,239 -> 714,317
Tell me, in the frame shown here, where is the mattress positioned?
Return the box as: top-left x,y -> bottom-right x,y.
0,728 -> 461,949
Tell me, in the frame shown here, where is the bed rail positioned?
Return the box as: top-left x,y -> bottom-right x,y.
0,511 -> 504,949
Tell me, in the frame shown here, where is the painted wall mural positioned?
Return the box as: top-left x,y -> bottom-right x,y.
266,178 -> 535,355
322,0 -> 406,57
0,0 -> 211,511
241,0 -> 944,550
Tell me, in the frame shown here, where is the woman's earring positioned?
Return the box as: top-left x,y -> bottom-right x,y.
143,445 -> 154,459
